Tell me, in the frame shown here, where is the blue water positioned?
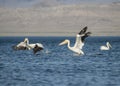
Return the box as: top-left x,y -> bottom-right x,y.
0,36 -> 120,86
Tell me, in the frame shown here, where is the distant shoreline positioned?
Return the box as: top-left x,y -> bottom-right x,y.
0,34 -> 120,37
0,31 -> 120,37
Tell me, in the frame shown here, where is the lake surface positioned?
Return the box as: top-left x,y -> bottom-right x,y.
0,36 -> 120,86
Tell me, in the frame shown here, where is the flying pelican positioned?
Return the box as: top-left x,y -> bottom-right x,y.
100,42 -> 112,50
59,26 -> 91,55
13,38 -> 44,54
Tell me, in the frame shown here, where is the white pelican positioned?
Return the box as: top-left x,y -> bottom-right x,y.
13,38 -> 44,54
100,42 -> 112,50
59,26 -> 91,55
12,38 -> 29,50
24,39 -> 44,54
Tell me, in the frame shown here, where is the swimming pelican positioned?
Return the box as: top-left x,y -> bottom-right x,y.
59,26 -> 91,55
100,42 -> 112,50
24,39 -> 44,54
13,38 -> 29,50
13,38 -> 44,54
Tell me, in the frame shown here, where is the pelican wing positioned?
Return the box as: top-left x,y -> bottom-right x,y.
78,26 -> 87,35
27,44 -> 36,49
17,42 -> 26,47
81,32 -> 91,42
33,43 -> 44,54
74,27 -> 88,49
36,43 -> 44,48
74,34 -> 84,49
74,31 -> 91,49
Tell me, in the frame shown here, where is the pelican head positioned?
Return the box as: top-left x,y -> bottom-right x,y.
106,42 -> 112,48
59,39 -> 69,46
24,38 -> 29,44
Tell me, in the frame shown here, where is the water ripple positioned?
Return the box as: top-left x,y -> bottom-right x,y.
0,37 -> 120,86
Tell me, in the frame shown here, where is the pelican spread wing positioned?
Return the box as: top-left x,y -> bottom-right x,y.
78,26 -> 87,35
59,26 -> 91,55
81,32 -> 91,42
74,26 -> 91,49
74,34 -> 83,49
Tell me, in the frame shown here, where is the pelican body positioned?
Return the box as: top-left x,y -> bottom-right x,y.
59,26 -> 91,55
100,42 -> 112,50
59,38 -> 84,55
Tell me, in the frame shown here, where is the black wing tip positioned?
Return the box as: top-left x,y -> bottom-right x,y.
82,26 -> 88,31
87,32 -> 92,35
84,26 -> 88,29
78,26 -> 88,35
84,32 -> 92,37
